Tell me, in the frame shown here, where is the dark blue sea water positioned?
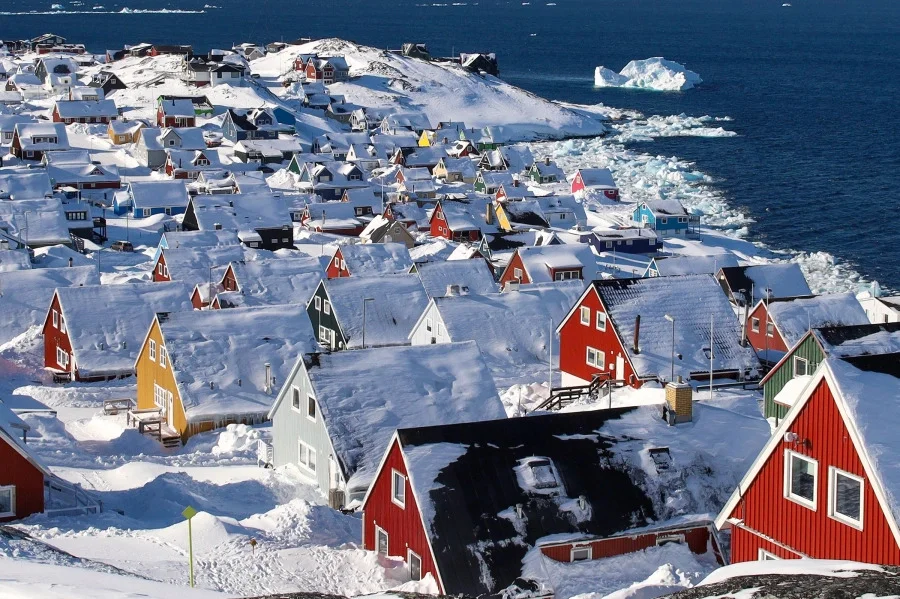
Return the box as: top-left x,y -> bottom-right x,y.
2,0 -> 899,287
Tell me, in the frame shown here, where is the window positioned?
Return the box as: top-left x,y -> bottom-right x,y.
52,309 -> 59,328
153,383 -> 170,410
829,467 -> 863,528
314,296 -> 322,310
292,386 -> 301,409
375,526 -> 389,556
785,450 -> 817,509
307,395 -> 317,422
580,306 -> 590,325
426,318 -> 433,333
660,217 -> 668,224
60,316 -> 66,334
793,357 -> 808,377
323,300 -> 331,315
0,486 -> 15,518
678,217 -> 688,223
596,311 -> 607,332
159,347 -> 167,369
437,323 -> 445,337
571,546 -> 592,562
408,550 -> 422,581
514,267 -> 523,281
758,549 -> 780,561
56,347 -> 69,368
586,346 -> 604,369
391,469 -> 406,508
282,238 -> 289,243
149,339 -> 156,362
298,441 -> 316,473
751,317 -> 760,333
767,322 -> 775,337
143,209 -> 151,217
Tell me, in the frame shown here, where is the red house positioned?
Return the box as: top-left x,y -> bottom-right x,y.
156,98 -> 196,128
363,408 -> 735,596
0,417 -> 48,522
745,294 -> 869,365
428,200 -> 482,242
325,244 -> 413,279
556,275 -> 758,388
570,167 -> 619,200
716,353 -> 900,565
497,244 -> 596,288
51,100 -> 118,125
152,252 -> 171,282
42,291 -> 73,376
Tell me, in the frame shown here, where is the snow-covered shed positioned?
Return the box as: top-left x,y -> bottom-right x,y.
267,341 -> 505,503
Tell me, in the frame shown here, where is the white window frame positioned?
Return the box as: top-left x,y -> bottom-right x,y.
751,317 -> 760,333
306,395 -> 317,422
758,549 -> 780,561
52,309 -> 59,328
767,321 -> 775,338
426,318 -> 433,333
513,267 -> 523,281
60,316 -> 66,334
291,386 -> 301,410
408,549 -> 422,581
298,440 -> 317,473
391,469 -> 406,508
586,346 -> 604,369
149,339 -> 156,362
314,296 -> 322,310
793,356 -> 808,377
571,545 -> 592,562
375,525 -> 389,556
0,485 -> 16,518
596,311 -> 607,332
56,347 -> 69,368
159,347 -> 167,369
828,466 -> 864,530
580,306 -> 590,325
323,299 -> 331,315
784,450 -> 818,510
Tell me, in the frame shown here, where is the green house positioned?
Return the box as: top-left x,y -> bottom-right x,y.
761,322 -> 900,421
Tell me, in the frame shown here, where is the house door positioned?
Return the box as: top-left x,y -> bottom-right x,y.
166,392 -> 174,429
616,355 -> 625,381
375,526 -> 389,556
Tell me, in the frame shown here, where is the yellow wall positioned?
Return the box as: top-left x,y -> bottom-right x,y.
418,131 -> 431,147
135,319 -> 187,436
495,203 -> 513,232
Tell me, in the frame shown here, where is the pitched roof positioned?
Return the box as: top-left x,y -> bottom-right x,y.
321,274 -> 429,349
717,263 -> 812,305
300,341 -> 504,492
14,123 -> 70,150
766,293 -> 869,347
337,243 -> 413,276
160,305 -> 318,422
574,168 -> 618,189
642,200 -> 688,217
515,244 -> 598,283
56,282 -> 193,376
223,256 -> 323,306
158,245 -> 248,283
414,259 -> 498,298
158,98 -> 195,117
813,323 -> 900,357
650,254 -> 738,277
129,180 -> 188,210
591,274 -> 759,380
53,99 -> 117,118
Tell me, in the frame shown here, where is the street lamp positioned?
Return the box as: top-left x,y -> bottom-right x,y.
361,297 -> 375,349
664,314 -> 675,383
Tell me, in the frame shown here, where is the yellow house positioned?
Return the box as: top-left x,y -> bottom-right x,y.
108,120 -> 144,145
417,130 -> 432,147
134,305 -> 318,444
492,201 -> 514,232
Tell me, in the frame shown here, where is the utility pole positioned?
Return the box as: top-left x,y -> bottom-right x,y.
548,316 -> 553,390
362,297 -> 374,349
664,314 -> 675,383
709,312 -> 714,400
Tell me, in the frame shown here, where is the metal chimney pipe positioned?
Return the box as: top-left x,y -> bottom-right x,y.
264,362 -> 271,393
633,315 -> 641,354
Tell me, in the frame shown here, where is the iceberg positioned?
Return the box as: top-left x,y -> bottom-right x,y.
594,57 -> 702,92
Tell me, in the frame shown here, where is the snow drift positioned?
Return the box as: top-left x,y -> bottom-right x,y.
594,58 -> 702,91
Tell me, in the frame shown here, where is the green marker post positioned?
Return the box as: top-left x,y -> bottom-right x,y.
182,505 -> 198,587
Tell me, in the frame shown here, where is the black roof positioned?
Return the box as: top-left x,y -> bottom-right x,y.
840,352 -> 900,378
226,109 -> 257,132
397,409 -> 662,597
814,322 -> 900,351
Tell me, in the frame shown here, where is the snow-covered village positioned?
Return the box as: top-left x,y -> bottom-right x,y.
0,28 -> 899,599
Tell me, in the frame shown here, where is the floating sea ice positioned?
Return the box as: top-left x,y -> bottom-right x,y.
51,3 -> 64,8
594,66 -> 631,88
594,57 -> 702,91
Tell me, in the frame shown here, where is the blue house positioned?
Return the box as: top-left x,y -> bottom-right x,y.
632,200 -> 694,237
119,180 -> 189,218
574,228 -> 662,255
221,108 -> 285,143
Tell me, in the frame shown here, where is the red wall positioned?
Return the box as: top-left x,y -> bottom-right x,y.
429,205 -> 449,239
0,438 -> 45,522
42,294 -> 73,374
558,288 -> 638,387
326,249 -> 349,279
571,173 -> 585,194
362,440 -> 442,592
153,255 -> 171,282
221,265 -> 238,291
746,303 -> 788,357
540,525 -> 713,562
498,252 -> 531,286
727,378 -> 900,565
731,525 -> 804,562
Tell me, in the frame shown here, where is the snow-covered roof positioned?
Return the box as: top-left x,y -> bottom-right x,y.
591,275 -> 760,380
321,274 -> 429,349
159,244 -> 248,283
0,171 -> 53,199
13,123 -> 70,150
515,244 -> 598,284
650,254 -> 738,277
336,242 -> 413,276
223,256 -> 323,306
53,99 -> 117,118
56,282 -> 193,376
159,98 -> 195,117
47,162 -> 119,186
434,198 -> 498,234
129,180 -> 188,210
642,200 -> 688,217
0,265 -> 98,346
160,305 -> 318,422
414,259 -> 498,298
0,201 -> 71,245
718,263 -> 812,305
573,167 -> 617,189
813,323 -> 900,358
300,341 -> 504,491
160,229 -> 240,252
190,192 -> 292,233
139,127 -> 206,152
766,293 -> 869,348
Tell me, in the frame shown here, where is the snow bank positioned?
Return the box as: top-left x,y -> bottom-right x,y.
211,423 -> 261,457
594,58 -> 702,92
699,559 -> 884,586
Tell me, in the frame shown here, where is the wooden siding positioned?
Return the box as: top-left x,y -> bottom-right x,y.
135,320 -> 187,435
409,304 -> 450,346
728,378 -> 900,565
153,254 -> 171,282
746,303 -> 788,359
762,335 -> 824,420
326,248 -> 349,279
0,437 -> 45,522
42,293 -> 73,374
429,205 -> 450,240
307,284 -> 346,349
558,288 -> 638,387
362,440 -> 442,592
730,524 -> 805,562
540,525 -> 713,562
498,251 -> 531,286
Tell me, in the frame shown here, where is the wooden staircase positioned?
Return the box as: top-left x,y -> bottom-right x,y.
531,374 -> 629,413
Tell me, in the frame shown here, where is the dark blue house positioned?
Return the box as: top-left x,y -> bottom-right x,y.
570,228 -> 662,255
632,200 -> 696,237
221,108 -> 285,143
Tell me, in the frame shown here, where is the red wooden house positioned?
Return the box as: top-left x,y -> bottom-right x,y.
326,244 -> 413,279
152,252 -> 171,282
556,275 -> 758,388
428,200 -> 484,242
716,353 -> 900,565
570,168 -> 619,200
362,408 -> 737,596
156,98 -> 196,128
497,244 -> 596,288
0,416 -> 48,522
745,293 -> 869,365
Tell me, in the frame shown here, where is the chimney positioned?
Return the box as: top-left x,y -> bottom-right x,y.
633,315 -> 640,354
485,203 -> 494,225
512,176 -> 520,188
446,284 -> 459,296
264,362 -> 272,393
544,156 -> 551,166
68,257 -> 73,267
214,222 -> 222,230
664,377 -> 693,425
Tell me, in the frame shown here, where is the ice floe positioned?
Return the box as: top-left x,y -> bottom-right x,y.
595,57 -> 703,91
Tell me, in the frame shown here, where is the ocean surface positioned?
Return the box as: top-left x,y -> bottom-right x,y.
2,0 -> 899,288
